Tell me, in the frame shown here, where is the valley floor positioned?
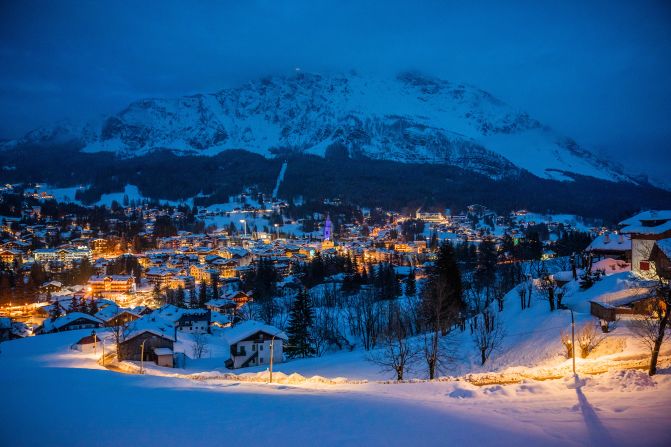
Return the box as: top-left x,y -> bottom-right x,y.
1,332 -> 670,447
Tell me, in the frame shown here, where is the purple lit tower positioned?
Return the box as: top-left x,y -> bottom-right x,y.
324,214 -> 332,241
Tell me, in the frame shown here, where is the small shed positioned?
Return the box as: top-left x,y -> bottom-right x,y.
71,334 -> 101,353
153,347 -> 174,368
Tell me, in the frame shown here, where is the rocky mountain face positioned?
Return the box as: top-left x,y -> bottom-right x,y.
4,71 -> 632,183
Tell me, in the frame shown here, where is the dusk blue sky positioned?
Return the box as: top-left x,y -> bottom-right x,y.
1,1 -> 669,182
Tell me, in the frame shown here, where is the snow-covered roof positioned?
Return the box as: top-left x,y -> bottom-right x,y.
586,233 -> 631,252
153,347 -> 173,356
223,321 -> 287,345
619,210 -> 671,235
590,287 -> 654,308
206,298 -> 236,308
95,305 -> 139,322
124,326 -> 175,342
619,210 -> 671,226
620,220 -> 671,236
655,238 -> 671,259
42,312 -> 102,332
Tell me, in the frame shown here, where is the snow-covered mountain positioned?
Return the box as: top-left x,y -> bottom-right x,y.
4,71 -> 632,183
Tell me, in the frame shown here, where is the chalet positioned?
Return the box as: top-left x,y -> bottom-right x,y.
88,275 -> 136,297
96,307 -> 140,327
224,321 -> 287,369
589,285 -> 658,329
585,233 -> 631,262
118,329 -> 175,363
40,280 -> 63,294
0,249 -> 21,265
228,291 -> 252,307
619,210 -> 671,277
206,298 -> 237,313
176,309 -> 211,334
38,312 -> 103,334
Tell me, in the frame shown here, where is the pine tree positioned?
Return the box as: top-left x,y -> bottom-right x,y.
285,288 -> 315,358
211,274 -> 220,300
176,286 -> 186,308
189,288 -> 197,308
88,298 -> 99,316
70,296 -> 80,313
49,301 -> 62,321
406,268 -> 416,297
422,242 -> 464,334
198,281 -> 208,308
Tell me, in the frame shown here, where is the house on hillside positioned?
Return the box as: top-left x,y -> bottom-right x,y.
205,298 -> 237,314
619,210 -> 671,277
118,329 -> 174,365
37,312 -> 103,334
224,321 -> 287,369
96,308 -> 140,328
589,286 -> 659,330
585,233 -> 631,262
228,291 -> 252,307
176,309 -> 210,334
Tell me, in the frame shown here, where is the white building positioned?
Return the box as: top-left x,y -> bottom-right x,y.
224,321 -> 287,369
619,210 -> 671,277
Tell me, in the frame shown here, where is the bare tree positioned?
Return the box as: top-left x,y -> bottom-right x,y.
576,321 -> 605,358
346,289 -> 381,351
191,333 -> 209,359
417,282 -> 458,379
518,285 -> 528,311
471,310 -> 506,366
631,284 -> 670,375
311,306 -> 349,356
368,304 -> 418,380
537,273 -> 557,312
108,311 -> 132,357
560,328 -> 574,359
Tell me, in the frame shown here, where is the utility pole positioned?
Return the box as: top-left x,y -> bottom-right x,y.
140,339 -> 147,374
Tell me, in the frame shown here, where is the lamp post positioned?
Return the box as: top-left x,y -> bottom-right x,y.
570,308 -> 576,376
274,223 -> 279,240
240,219 -> 247,237
269,332 -> 281,384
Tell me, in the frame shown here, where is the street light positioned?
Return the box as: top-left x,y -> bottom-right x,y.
239,219 -> 247,237
274,223 -> 279,240
570,308 -> 576,376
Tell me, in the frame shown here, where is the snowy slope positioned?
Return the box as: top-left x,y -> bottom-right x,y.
5,71 -> 632,183
1,329 -> 670,447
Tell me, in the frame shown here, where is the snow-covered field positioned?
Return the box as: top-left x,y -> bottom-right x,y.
2,267 -> 670,446
1,324 -> 670,447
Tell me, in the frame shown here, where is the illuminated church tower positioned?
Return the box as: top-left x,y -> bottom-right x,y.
322,214 -> 334,249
